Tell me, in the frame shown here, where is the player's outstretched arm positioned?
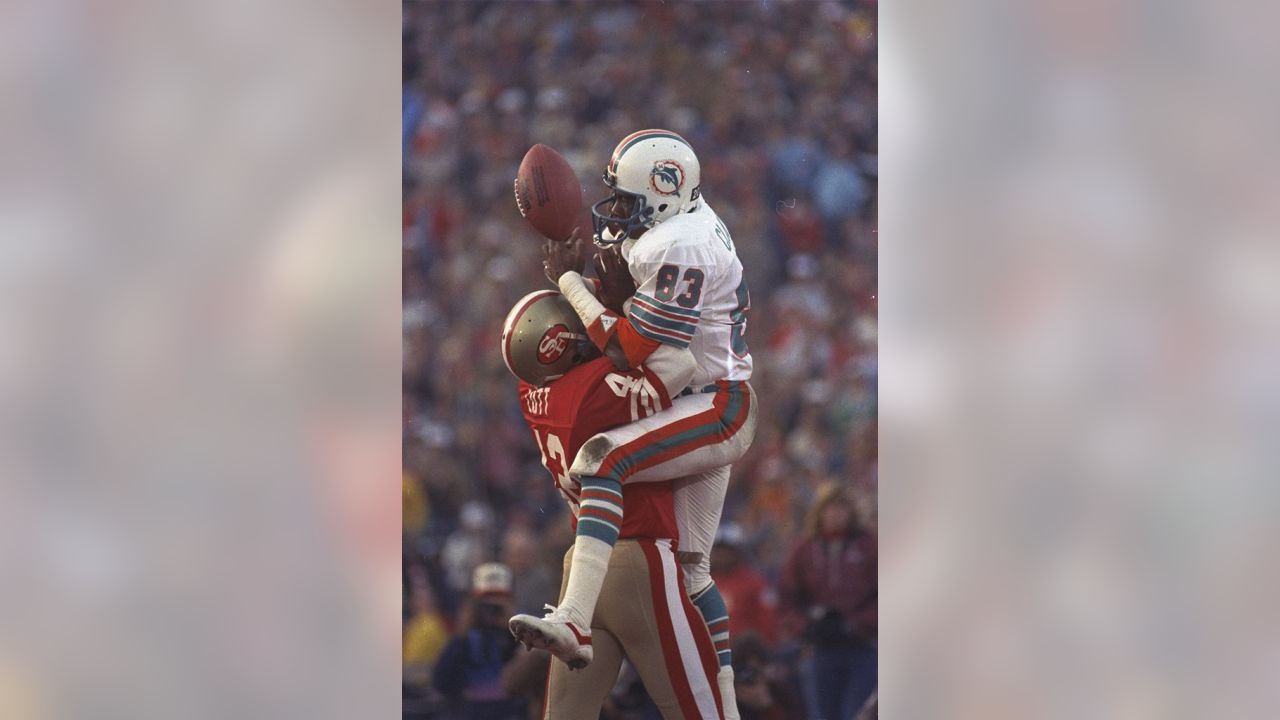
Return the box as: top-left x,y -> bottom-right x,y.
557,267 -> 692,395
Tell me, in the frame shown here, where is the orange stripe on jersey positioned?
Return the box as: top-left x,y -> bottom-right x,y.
617,316 -> 662,367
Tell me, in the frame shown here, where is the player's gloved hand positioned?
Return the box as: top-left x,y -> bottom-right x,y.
593,244 -> 635,314
542,227 -> 587,286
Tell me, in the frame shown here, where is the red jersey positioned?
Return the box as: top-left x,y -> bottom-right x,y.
519,357 -> 676,539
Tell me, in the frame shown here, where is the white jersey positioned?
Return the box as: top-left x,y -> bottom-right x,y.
621,199 -> 752,386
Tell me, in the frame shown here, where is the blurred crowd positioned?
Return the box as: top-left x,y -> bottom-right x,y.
402,1 -> 876,717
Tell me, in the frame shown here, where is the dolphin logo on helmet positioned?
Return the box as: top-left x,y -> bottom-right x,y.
649,161 -> 684,197
592,129 -> 702,245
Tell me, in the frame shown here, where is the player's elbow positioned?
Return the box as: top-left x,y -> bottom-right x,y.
646,343 -> 696,397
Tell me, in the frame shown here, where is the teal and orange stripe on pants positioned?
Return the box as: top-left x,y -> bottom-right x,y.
595,380 -> 751,485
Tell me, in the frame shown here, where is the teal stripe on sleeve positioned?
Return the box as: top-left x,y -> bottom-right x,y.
634,292 -> 701,319
628,316 -> 691,348
629,305 -> 697,336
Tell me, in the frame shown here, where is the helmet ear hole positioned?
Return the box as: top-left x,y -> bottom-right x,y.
657,203 -> 668,213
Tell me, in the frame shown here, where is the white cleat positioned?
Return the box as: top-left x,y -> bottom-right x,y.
509,605 -> 593,670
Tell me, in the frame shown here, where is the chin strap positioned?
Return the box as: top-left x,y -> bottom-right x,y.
558,272 -> 619,351
594,226 -> 625,248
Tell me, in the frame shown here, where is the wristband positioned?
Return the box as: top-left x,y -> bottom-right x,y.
586,311 -> 620,351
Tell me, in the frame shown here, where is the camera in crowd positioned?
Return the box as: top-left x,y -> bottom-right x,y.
473,599 -> 509,629
806,605 -> 854,646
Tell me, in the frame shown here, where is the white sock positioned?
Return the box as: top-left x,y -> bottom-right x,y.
718,665 -> 740,720
556,535 -> 612,629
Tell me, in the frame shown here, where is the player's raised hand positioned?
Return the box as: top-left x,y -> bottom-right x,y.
542,227 -> 586,286
593,244 -> 635,314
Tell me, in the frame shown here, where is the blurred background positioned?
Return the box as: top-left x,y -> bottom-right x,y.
402,1 -> 878,717
0,0 -> 1275,716
0,0 -> 1274,716
0,0 -> 401,717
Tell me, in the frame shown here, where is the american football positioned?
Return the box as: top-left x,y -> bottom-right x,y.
514,143 -> 582,242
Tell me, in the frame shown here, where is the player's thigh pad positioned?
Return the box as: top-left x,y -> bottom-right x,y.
571,382 -> 757,485
569,392 -> 718,479
602,539 -> 723,720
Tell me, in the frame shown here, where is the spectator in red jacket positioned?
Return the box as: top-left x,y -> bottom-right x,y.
712,523 -> 780,647
780,482 -> 877,720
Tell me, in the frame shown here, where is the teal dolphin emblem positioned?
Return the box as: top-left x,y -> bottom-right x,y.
650,161 -> 684,196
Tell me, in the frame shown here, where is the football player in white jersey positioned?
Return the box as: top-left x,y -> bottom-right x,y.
511,130 -> 757,718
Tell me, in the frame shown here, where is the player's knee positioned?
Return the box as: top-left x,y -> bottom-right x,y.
682,564 -> 712,596
570,434 -> 617,477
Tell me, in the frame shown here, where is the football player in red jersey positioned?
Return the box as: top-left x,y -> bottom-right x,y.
501,290 -> 726,719
513,134 -> 756,720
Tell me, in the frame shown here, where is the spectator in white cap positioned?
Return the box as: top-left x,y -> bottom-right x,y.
432,563 -> 527,720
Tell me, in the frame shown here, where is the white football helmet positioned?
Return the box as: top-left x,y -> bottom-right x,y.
592,129 -> 701,245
